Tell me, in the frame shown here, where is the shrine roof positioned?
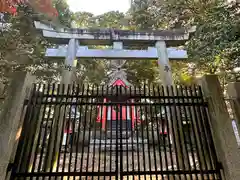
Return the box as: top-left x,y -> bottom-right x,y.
111,79 -> 128,87
34,21 -> 195,47
110,78 -> 132,87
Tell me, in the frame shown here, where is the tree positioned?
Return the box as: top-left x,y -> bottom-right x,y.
53,0 -> 73,27
126,60 -> 160,86
129,0 -> 240,84
93,11 -> 126,29
0,1 -> 73,85
0,0 -> 58,17
188,2 -> 240,75
72,11 -> 94,28
128,0 -> 157,30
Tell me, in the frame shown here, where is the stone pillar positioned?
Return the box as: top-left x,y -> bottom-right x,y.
0,72 -> 35,180
61,38 -> 78,84
199,75 -> 240,180
113,41 -> 123,49
112,41 -> 124,67
155,41 -> 173,86
227,82 -> 240,128
45,39 -> 78,171
155,41 -> 189,169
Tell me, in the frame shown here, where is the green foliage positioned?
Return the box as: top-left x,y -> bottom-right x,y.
0,4 -> 63,83
93,11 -> 126,28
129,0 -> 240,82
1,0 -> 239,86
53,0 -> 73,27
126,60 -> 159,86
73,11 -> 126,29
73,12 -> 94,28
188,3 -> 240,73
75,59 -> 108,85
129,0 -> 155,30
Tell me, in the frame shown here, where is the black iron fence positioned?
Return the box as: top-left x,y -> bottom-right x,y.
10,84 -> 222,180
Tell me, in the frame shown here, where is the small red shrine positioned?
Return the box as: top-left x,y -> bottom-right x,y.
96,78 -> 141,130
95,60 -> 167,135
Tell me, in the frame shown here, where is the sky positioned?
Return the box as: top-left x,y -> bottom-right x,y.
67,0 -> 130,15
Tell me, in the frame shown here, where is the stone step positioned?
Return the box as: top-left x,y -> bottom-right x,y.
90,138 -> 148,144
89,143 -> 139,151
104,131 -> 133,139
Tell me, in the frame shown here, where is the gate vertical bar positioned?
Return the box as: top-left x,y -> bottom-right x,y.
165,86 -> 177,179
120,86 -> 123,180
169,86 -> 187,179
103,85 -> 109,180
148,85 -> 158,180
74,85 -> 84,179
19,84 -> 42,173
161,86 -> 170,180
144,85 -> 153,180
37,84 -> 52,172
177,86 -> 193,180
165,86 -> 181,180
116,86 -> 119,180
12,84 -> 37,175
110,85 -> 114,179
184,86 -> 203,180
194,85 -> 214,179
26,84 -> 49,174
92,86 -> 98,178
85,85 -> 94,180
198,85 -> 221,179
79,85 -> 90,180
154,86 -> 164,180
129,86 -> 135,180
134,86 -> 141,180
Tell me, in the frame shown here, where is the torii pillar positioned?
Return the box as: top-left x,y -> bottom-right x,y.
155,41 -> 173,86
156,41 -> 189,168
61,38 -> 78,85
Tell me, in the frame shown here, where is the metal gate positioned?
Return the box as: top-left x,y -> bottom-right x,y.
9,84 -> 222,180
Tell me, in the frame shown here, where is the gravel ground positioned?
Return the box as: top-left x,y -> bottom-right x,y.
29,147 -> 219,180
34,148 -> 179,172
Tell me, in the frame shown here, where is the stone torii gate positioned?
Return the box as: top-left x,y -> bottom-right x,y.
34,21 -> 196,169
34,21 -> 195,85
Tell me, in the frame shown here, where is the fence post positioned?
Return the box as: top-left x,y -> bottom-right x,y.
0,72 -> 35,180
198,75 -> 240,180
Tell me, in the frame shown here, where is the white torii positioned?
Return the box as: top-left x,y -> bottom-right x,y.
34,21 -> 195,86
